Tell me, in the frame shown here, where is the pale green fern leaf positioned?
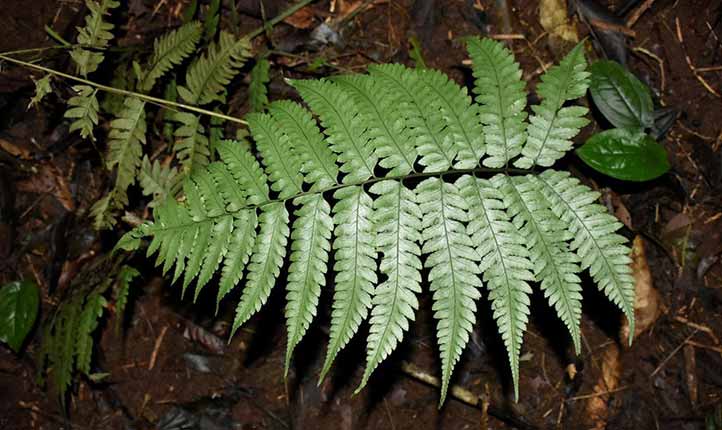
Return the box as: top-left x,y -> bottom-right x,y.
177,31 -> 251,105
66,85 -> 99,141
534,170 -> 635,344
285,194 -> 333,374
459,174 -> 534,401
467,38 -> 527,168
216,208 -> 257,311
139,156 -> 182,208
141,22 -> 203,92
417,177 -> 481,405
70,0 -> 119,76
333,74 -> 416,176
174,112 -> 210,173
515,43 -> 590,168
320,185 -> 376,382
268,101 -> 338,189
106,97 -> 147,200
370,64 -> 456,171
231,202 -> 290,336
291,78 -> 377,182
357,180 -> 423,392
249,58 -> 270,112
416,68 -> 485,168
29,75 -> 53,109
215,140 -> 269,205
496,175 -> 583,352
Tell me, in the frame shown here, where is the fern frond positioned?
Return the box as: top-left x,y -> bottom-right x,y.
417,177 -> 481,405
370,64 -> 456,171
459,175 -> 534,401
231,203 -> 290,336
357,180 -> 423,392
65,85 -> 100,141
291,78 -> 377,182
29,75 -> 53,109
247,112 -> 304,198
533,170 -> 635,344
467,38 -> 527,168
320,185 -> 376,381
173,112 -> 210,173
415,68 -> 485,168
139,156 -> 182,207
114,265 -> 140,331
141,22 -> 203,92
496,175 -> 583,352
177,31 -> 251,105
333,74 -> 416,176
76,291 -> 107,374
515,43 -> 590,168
106,97 -> 147,201
285,194 -> 333,373
268,101 -> 339,189
216,208 -> 257,310
249,58 -> 271,112
70,0 -> 119,77
216,140 -> 269,205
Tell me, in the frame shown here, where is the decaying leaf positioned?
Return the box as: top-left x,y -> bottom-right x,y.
620,236 -> 662,342
539,0 -> 579,56
585,344 -> 621,429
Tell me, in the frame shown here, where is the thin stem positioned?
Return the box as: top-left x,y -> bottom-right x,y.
245,0 -> 317,39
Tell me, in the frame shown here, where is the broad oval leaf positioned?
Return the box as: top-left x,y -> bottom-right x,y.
577,128 -> 670,181
589,61 -> 654,130
0,281 -> 39,352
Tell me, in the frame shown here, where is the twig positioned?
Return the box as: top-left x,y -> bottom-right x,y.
674,316 -> 721,344
675,17 -> 721,98
589,18 -> 636,37
651,331 -> 697,378
148,326 -> 168,370
566,385 -> 631,401
626,0 -> 656,28
399,361 -> 538,430
246,0 -> 318,39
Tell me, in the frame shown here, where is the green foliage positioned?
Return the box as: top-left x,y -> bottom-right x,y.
0,281 -> 40,352
140,22 -> 203,93
28,75 -> 52,109
39,261 -> 138,403
249,58 -> 270,112
65,85 -> 100,141
138,156 -> 182,207
589,60 -> 653,130
70,0 -> 120,77
118,39 -> 636,403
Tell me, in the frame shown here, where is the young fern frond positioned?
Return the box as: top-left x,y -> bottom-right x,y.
120,38 -> 636,403
467,38 -> 527,168
65,85 -> 100,141
70,0 -> 119,77
515,43 -> 590,168
140,22 -> 203,93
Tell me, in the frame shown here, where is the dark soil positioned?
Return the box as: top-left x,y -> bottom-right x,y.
1,0 -> 721,429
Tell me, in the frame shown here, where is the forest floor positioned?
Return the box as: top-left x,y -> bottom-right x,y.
1,0 -> 721,429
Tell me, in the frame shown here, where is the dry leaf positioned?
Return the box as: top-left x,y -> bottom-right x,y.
683,344 -> 698,406
0,137 -> 31,160
539,0 -> 579,56
283,6 -> 316,29
585,344 -> 621,429
620,235 -> 662,343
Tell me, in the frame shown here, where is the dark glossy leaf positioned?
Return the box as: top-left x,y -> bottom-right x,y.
577,128 -> 670,181
0,281 -> 39,352
589,60 -> 654,130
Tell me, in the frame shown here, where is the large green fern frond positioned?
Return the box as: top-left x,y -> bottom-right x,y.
140,22 -> 203,92
515,43 -> 590,168
467,38 -> 527,168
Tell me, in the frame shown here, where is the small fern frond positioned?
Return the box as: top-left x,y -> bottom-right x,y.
467,38 -> 527,168
231,203 -> 290,336
173,112 -> 210,173
460,175 -> 534,401
320,185 -> 376,382
70,0 -> 119,77
177,31 -> 251,105
515,43 -> 590,168
285,194 -> 333,374
76,291 -> 107,375
29,75 -> 53,109
114,265 -> 140,332
141,22 -> 203,92
267,101 -> 339,189
497,175 -> 583,352
249,58 -> 271,112
139,156 -> 182,207
370,64 -> 457,171
106,97 -> 147,198
65,85 -> 100,141
291,78 -> 377,183
333,74 -> 416,176
534,170 -> 636,344
247,112 -> 304,198
357,180 -> 423,392
416,68 -> 485,169
417,177 -> 481,405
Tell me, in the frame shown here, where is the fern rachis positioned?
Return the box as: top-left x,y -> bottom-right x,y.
120,39 -> 636,403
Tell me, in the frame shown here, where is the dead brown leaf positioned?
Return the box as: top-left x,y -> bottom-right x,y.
621,236 -> 662,342
585,344 -> 621,429
15,163 -> 74,211
538,0 -> 579,56
0,137 -> 31,160
283,6 -> 316,29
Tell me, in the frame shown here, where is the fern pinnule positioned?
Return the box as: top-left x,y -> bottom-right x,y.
534,170 -> 636,344
70,0 -> 119,77
249,58 -> 271,112
215,140 -> 269,205
174,112 -> 210,173
515,43 -> 590,168
417,177 -> 482,405
76,292 -> 107,374
141,21 -> 203,92
291,78 -> 377,183
139,156 -> 182,208
66,85 -> 100,141
357,180 -> 423,392
320,185 -> 376,382
467,38 -> 528,168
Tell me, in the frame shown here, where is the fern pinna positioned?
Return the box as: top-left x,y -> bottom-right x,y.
119,39 -> 635,403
